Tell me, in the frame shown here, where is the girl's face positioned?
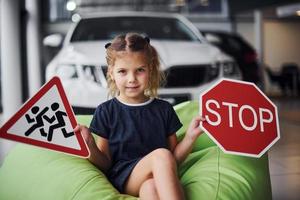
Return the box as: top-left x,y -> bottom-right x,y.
110,52 -> 150,104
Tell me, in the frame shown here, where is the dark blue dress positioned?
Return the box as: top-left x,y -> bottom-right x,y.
89,98 -> 182,193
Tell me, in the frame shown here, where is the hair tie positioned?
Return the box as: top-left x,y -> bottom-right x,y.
105,42 -> 111,49
144,36 -> 150,44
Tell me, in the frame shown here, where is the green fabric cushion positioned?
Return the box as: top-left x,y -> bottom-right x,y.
175,101 -> 271,200
0,101 -> 271,200
174,101 -> 216,151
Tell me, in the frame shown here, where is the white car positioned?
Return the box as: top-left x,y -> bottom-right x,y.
45,12 -> 241,113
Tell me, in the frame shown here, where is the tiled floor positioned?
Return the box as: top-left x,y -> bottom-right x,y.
269,97 -> 300,200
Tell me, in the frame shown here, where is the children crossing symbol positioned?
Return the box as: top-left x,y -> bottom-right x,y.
24,106 -> 49,137
24,102 -> 75,142
0,77 -> 90,158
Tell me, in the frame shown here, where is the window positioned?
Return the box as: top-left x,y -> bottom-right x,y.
70,17 -> 200,42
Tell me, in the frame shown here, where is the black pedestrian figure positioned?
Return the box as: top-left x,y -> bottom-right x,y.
24,106 -> 49,137
43,102 -> 74,142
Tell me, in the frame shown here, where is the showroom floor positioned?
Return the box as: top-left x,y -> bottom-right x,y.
269,97 -> 300,200
0,96 -> 300,199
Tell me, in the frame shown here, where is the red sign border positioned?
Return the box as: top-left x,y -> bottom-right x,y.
199,78 -> 280,158
0,76 -> 90,158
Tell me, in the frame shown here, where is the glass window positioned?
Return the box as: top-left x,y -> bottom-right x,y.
188,0 -> 222,13
42,0 -> 72,22
70,17 -> 200,42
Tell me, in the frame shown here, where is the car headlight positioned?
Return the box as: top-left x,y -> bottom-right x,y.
208,63 -> 220,81
222,61 -> 239,76
55,64 -> 78,80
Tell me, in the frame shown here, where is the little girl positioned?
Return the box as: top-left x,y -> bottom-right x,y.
75,33 -> 204,200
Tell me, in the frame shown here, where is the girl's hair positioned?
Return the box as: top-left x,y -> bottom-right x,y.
105,32 -> 165,98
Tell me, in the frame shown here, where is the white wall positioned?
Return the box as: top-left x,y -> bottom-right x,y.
264,21 -> 300,71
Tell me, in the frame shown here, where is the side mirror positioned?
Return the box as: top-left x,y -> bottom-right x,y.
204,33 -> 221,45
43,34 -> 64,47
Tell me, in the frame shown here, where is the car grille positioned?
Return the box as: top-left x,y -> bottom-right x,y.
162,64 -> 218,88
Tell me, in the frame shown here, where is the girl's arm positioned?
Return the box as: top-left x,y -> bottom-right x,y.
169,116 -> 205,164
74,125 -> 111,173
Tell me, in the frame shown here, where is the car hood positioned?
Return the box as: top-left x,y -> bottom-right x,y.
57,40 -> 230,69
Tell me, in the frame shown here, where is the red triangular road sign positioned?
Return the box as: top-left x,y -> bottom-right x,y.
0,76 -> 90,158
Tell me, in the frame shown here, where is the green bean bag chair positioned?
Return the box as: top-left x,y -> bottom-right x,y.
0,101 -> 272,200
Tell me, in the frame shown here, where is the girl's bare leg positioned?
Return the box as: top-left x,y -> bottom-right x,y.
139,178 -> 159,200
124,148 -> 185,200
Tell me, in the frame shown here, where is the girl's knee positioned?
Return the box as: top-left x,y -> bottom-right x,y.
151,148 -> 176,167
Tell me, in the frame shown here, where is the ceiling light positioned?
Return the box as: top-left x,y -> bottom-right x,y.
66,1 -> 76,11
72,13 -> 81,22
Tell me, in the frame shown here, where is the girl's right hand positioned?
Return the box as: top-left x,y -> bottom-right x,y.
186,116 -> 205,141
74,124 -> 94,145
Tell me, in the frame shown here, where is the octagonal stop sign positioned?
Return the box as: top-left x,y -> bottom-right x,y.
200,78 -> 280,157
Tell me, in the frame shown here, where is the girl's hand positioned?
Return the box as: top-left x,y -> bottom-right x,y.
74,124 -> 94,145
186,116 -> 206,141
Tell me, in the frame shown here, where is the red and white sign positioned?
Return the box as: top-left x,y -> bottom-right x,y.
0,76 -> 90,158
200,78 -> 280,158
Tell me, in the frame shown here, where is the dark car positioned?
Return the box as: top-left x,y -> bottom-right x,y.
201,30 -> 262,85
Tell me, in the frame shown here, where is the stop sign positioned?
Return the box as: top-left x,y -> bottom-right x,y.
200,78 -> 280,157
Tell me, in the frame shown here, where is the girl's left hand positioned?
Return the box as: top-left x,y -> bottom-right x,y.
186,116 -> 206,141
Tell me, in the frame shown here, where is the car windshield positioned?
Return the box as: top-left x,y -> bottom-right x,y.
70,16 -> 200,42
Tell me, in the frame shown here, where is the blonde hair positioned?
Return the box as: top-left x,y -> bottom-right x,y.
105,32 -> 165,98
